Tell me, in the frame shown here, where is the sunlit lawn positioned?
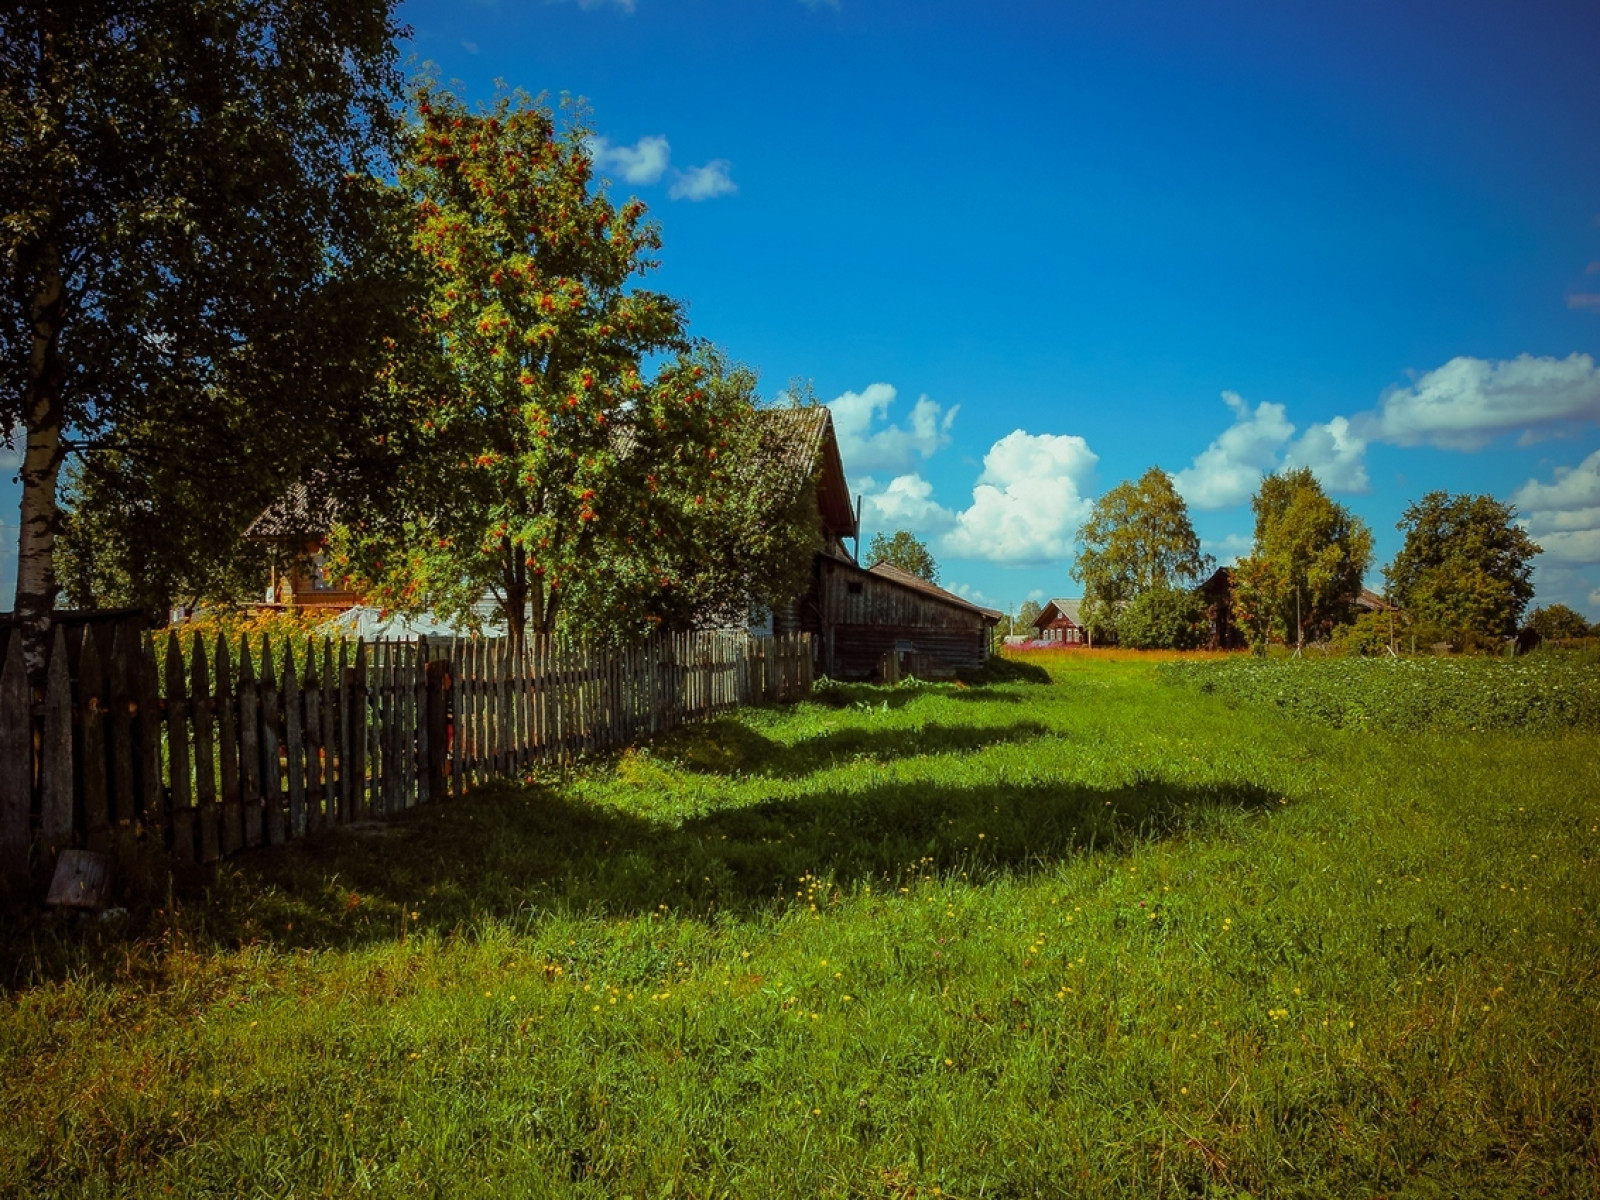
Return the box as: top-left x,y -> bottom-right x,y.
2,653 -> 1596,1197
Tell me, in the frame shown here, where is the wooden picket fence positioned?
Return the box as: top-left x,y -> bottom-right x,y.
0,624 -> 812,896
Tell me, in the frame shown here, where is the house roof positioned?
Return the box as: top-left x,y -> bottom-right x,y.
1035,597 -> 1085,628
866,561 -> 1003,622
1355,588 -> 1395,612
243,479 -> 338,541
755,406 -> 856,540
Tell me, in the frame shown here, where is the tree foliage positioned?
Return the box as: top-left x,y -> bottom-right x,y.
1017,599 -> 1043,633
1384,492 -> 1540,647
1526,604 -> 1593,641
1073,466 -> 1210,639
1116,586 -> 1207,650
868,530 -> 939,583
1234,468 -> 1373,649
2,0 -> 409,658
332,87 -> 815,642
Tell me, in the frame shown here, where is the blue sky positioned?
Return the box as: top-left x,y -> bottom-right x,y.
6,0 -> 1600,618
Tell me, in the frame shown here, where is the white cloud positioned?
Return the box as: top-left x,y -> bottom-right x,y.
943,430 -> 1098,565
460,39 -> 479,54
1590,587 -> 1600,609
589,134 -> 671,186
669,160 -> 736,201
1514,449 -> 1600,565
827,383 -> 957,475
1283,415 -> 1370,493
1026,588 -> 1046,603
1173,391 -> 1294,510
859,473 -> 954,531
1361,354 -> 1600,451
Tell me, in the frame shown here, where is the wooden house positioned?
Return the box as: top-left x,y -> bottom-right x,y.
1196,567 -> 1246,650
1032,597 -> 1090,645
242,480 -> 360,610
759,407 -> 1000,679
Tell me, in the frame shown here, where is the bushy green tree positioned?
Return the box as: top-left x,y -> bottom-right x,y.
1016,599 -> 1044,636
1525,603 -> 1589,641
868,530 -> 939,583
1385,492 -> 1540,647
1116,586 -> 1207,650
2,0 -> 408,671
1234,468 -> 1373,649
1073,466 -> 1211,639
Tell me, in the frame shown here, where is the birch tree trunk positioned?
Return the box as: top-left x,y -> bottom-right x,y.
14,238 -> 66,684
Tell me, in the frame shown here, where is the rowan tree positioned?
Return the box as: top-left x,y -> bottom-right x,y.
1234,468 -> 1372,648
1,0 -> 408,672
868,530 -> 940,583
1073,466 -> 1211,641
1385,492 -> 1540,646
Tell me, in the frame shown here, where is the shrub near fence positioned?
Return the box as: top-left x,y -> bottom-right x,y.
0,626 -> 812,897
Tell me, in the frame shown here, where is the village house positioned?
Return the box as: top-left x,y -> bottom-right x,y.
1031,597 -> 1094,645
246,406 -> 998,678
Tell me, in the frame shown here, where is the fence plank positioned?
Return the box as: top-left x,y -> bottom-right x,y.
80,629 -> 110,854
349,641 -> 367,820
304,639 -> 323,834
215,636 -> 241,855
260,635 -> 285,845
108,625 -> 138,852
238,636 -> 263,847
336,640 -> 351,822
191,634 -> 220,863
284,640 -> 305,837
40,625 -> 74,860
165,633 -> 194,863
321,639 -> 337,827
0,631 -> 29,888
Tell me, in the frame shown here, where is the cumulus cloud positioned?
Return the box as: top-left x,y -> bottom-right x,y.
589,134 -> 671,185
1513,448 -> 1600,565
828,383 -> 957,475
1173,391 -> 1294,509
1283,415 -> 1370,493
1360,354 -> 1600,450
669,160 -> 736,201
943,430 -> 1098,565
859,473 -> 954,531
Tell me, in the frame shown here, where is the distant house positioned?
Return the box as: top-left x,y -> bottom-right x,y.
1032,597 -> 1093,645
243,479 -> 357,610
1197,567 -> 1246,650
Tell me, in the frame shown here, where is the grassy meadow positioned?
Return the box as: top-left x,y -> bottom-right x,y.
2,652 -> 1597,1198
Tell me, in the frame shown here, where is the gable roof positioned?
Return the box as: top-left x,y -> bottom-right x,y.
756,406 -> 856,540
243,478 -> 338,541
1035,597 -> 1085,628
866,561 -> 1003,622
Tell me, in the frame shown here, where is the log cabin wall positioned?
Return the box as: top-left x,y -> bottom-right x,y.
810,556 -> 992,680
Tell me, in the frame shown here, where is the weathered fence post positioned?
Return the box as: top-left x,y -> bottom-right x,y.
0,631 -> 29,890
40,626 -> 74,866
425,658 -> 449,802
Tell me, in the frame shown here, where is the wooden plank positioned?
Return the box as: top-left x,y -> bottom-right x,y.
259,635 -> 285,845
136,634 -> 163,844
0,629 -> 30,890
40,625 -> 74,859
321,639 -> 337,826
45,848 -> 113,910
238,636 -> 263,847
215,636 -> 241,854
107,624 -> 138,844
349,641 -> 367,820
79,628 -> 111,854
335,640 -> 350,821
190,633 -> 220,863
424,658 -> 448,802
284,639 -> 305,837
164,633 -> 194,863
303,638 -> 323,833
448,642 -> 463,795
407,643 -> 424,807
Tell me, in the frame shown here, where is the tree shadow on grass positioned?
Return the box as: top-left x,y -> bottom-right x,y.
1,769 -> 1280,985
193,773 -> 1274,955
655,717 -> 1054,777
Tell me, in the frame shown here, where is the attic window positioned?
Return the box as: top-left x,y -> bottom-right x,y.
847,582 -> 864,595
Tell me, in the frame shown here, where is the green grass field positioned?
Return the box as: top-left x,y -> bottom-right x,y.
3,653 -> 1597,1198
